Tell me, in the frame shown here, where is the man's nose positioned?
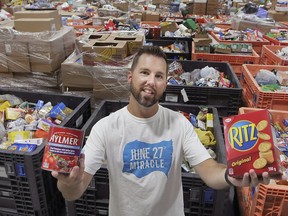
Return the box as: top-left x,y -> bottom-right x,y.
146,75 -> 156,86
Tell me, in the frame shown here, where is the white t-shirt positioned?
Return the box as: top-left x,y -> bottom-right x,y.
83,105 -> 211,216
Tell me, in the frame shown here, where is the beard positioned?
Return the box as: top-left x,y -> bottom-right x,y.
130,81 -> 161,108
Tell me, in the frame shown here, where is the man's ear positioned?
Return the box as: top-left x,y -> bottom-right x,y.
127,70 -> 132,83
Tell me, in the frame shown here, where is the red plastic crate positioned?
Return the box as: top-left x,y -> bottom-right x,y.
192,42 -> 260,78
240,64 -> 288,110
209,32 -> 270,54
261,45 -> 288,66
237,184 -> 288,216
251,184 -> 288,216
263,34 -> 288,46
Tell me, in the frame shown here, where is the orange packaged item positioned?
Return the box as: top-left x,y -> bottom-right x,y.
223,110 -> 282,178
41,126 -> 84,173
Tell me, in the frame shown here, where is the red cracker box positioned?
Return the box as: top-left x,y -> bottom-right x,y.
41,126 -> 84,173
223,110 -> 282,178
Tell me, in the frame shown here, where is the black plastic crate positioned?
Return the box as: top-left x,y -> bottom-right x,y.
66,100 -> 233,216
0,88 -> 91,129
145,39 -> 191,60
0,89 -> 92,216
162,60 -> 242,118
160,35 -> 192,57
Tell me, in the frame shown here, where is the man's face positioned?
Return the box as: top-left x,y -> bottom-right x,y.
128,54 -> 167,108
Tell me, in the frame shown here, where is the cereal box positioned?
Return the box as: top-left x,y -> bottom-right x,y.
41,126 -> 84,173
223,110 -> 282,178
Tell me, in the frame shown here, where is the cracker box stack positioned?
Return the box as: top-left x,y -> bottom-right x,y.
223,110 -> 283,178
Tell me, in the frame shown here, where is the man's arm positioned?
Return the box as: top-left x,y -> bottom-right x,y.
52,154 -> 93,201
193,158 -> 270,189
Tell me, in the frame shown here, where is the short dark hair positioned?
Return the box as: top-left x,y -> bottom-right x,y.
131,46 -> 168,73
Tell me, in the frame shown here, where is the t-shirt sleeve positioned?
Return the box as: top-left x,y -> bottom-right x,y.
82,118 -> 107,175
182,116 -> 211,167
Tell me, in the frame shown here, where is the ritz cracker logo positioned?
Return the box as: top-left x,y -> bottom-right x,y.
228,120 -> 258,152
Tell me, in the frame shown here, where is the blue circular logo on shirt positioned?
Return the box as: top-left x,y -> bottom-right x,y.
228,120 -> 258,151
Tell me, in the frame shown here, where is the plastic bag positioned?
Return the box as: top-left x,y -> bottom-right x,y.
255,69 -> 278,85
200,66 -> 220,80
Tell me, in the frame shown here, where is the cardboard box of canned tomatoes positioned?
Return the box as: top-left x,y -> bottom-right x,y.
223,110 -> 283,178
41,126 -> 84,173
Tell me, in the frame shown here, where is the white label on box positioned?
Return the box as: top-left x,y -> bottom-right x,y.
76,114 -> 83,128
165,94 -> 178,102
5,44 -> 11,53
0,166 -> 8,178
51,24 -> 56,32
181,88 -> 189,103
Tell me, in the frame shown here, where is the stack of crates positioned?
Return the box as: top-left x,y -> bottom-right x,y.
0,89 -> 91,216
66,100 -> 234,216
240,64 -> 288,110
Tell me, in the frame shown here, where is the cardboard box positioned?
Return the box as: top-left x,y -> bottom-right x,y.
0,53 -> 8,73
113,2 -> 129,11
14,10 -> 62,30
77,33 -> 110,52
82,40 -> 127,65
193,37 -> 212,46
131,12 -> 143,22
107,32 -> 144,55
230,43 -> 253,53
30,52 -> 65,73
61,60 -> 94,90
268,10 -> 288,22
214,44 -> 232,54
14,18 -> 57,32
63,27 -> 76,57
223,110 -> 282,178
143,11 -> 160,21
28,37 -> 64,55
7,56 -> 30,73
2,5 -> 22,15
161,22 -> 178,34
4,41 -> 29,57
92,66 -> 130,100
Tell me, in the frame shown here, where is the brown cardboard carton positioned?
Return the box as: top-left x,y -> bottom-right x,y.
131,12 -> 143,22
28,36 -> 64,55
143,11 -> 160,21
113,2 -> 129,11
14,18 -> 57,32
0,53 -> 8,73
5,41 -> 29,57
268,10 -> 288,22
14,10 -> 62,30
30,52 -> 65,73
7,56 -> 30,73
193,38 -> 212,46
61,61 -> 94,90
107,32 -> 144,55
161,22 -> 178,34
82,40 -> 127,65
62,27 -> 76,57
92,66 -> 130,100
77,33 -> 110,52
